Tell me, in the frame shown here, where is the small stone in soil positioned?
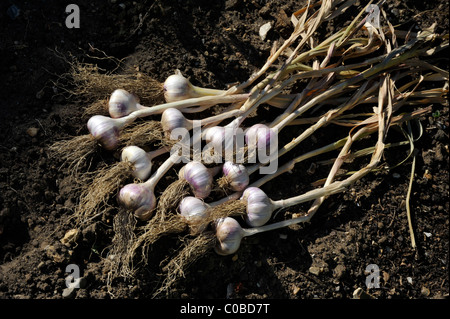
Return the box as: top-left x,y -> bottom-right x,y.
309,266 -> 322,276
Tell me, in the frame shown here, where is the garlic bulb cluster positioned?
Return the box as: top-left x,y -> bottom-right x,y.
179,196 -> 210,233
117,183 -> 156,220
241,187 -> 274,227
179,161 -> 214,199
108,89 -> 141,118
121,146 -> 152,180
214,217 -> 245,256
87,115 -> 121,150
222,161 -> 249,192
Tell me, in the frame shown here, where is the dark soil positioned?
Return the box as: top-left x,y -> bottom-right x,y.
0,0 -> 448,305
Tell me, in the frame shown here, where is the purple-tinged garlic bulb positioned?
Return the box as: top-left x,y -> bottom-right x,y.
222,161 -> 249,192
87,115 -> 121,150
120,146 -> 153,181
241,187 -> 274,227
117,183 -> 156,220
179,196 -> 210,233
108,89 -> 141,118
214,217 -> 245,256
245,124 -> 277,155
179,161 -> 214,199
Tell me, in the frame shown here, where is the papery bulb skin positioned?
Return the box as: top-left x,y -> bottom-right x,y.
222,161 -> 249,192
117,183 -> 156,219
241,187 -> 273,227
108,89 -> 139,118
204,125 -> 238,156
204,126 -> 225,150
214,217 -> 244,256
182,161 -> 213,199
87,115 -> 120,150
163,73 -> 195,102
118,183 -> 155,210
179,196 -> 209,233
161,108 -> 189,134
121,146 -> 152,180
245,124 -> 277,155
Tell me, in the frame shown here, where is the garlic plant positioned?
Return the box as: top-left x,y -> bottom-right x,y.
163,71 -> 296,108
214,215 -> 310,256
163,72 -> 226,102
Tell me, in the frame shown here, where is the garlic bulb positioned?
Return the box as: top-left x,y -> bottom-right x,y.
214,217 -> 245,256
241,187 -> 274,227
121,146 -> 152,180
163,73 -> 196,102
222,161 -> 249,192
181,161 -> 213,199
87,115 -> 121,150
204,125 -> 237,154
214,212 -> 312,256
179,196 -> 210,233
163,71 -> 225,103
117,183 -> 156,219
161,108 -> 190,134
204,126 -> 225,148
108,89 -> 141,118
245,124 -> 277,155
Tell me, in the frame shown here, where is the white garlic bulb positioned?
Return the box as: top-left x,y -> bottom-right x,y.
214,217 -> 245,256
241,187 -> 274,227
204,126 -> 225,148
163,73 -> 196,102
245,123 -> 277,155
161,108 -> 190,134
214,210 -> 313,256
181,161 -> 213,199
222,161 -> 249,192
108,89 -> 140,118
117,183 -> 156,220
121,146 -> 152,180
163,71 -> 225,103
204,125 -> 237,155
179,196 -> 210,233
87,115 -> 121,150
